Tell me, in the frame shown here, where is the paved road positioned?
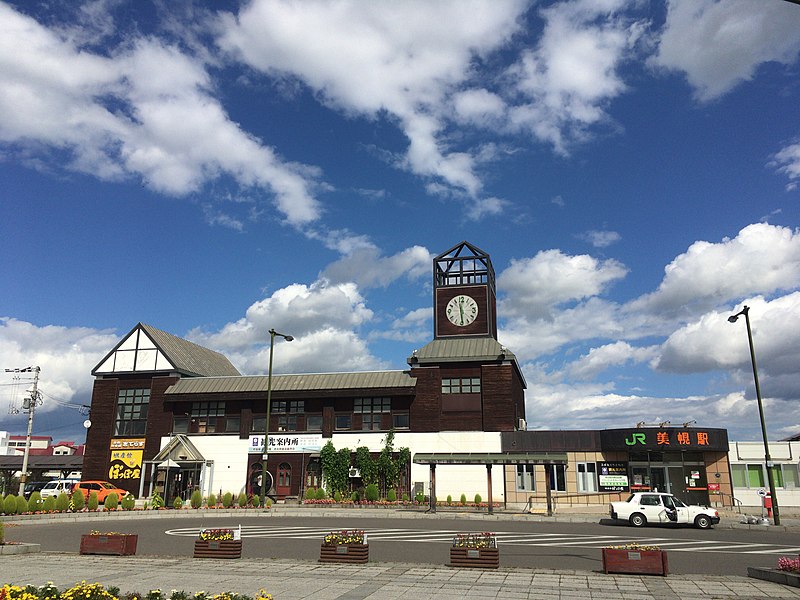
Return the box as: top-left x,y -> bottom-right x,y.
7,513 -> 800,576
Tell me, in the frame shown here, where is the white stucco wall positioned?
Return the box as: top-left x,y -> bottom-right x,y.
729,440 -> 800,508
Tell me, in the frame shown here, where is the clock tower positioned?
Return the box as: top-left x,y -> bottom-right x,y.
433,241 -> 497,339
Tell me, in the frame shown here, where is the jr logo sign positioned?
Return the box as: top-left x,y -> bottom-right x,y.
625,433 -> 646,446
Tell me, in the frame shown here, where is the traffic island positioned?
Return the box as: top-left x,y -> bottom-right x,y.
0,542 -> 41,555
748,567 -> 800,588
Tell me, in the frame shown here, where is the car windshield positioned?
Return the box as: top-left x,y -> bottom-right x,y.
673,497 -> 687,507
98,482 -> 116,489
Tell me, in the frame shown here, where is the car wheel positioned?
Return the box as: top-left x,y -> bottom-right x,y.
695,514 -> 712,529
629,513 -> 647,527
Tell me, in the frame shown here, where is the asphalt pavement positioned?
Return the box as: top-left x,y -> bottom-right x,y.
3,506 -> 800,600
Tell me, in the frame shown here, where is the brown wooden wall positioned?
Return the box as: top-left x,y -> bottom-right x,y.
481,363 -> 516,431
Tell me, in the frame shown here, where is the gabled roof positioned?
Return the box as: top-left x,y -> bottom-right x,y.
151,434 -> 205,462
92,323 -> 240,377
166,370 -> 415,396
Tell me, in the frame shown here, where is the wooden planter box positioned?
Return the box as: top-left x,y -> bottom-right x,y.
319,543 -> 369,564
80,534 -> 138,556
193,539 -> 242,559
602,548 -> 669,576
449,547 -> 500,569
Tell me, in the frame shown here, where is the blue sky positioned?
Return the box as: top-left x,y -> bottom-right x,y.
2,0 -> 800,444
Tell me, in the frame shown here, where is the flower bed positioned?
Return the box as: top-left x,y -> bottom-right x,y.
748,555 -> 800,588
79,531 -> 138,556
449,532 -> 499,568
0,582 -> 272,600
319,530 -> 368,564
601,543 -> 668,576
194,528 -> 241,559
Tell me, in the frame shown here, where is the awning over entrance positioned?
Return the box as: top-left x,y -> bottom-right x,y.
413,452 -> 567,465
412,452 -> 568,515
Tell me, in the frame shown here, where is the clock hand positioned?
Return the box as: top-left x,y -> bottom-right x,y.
459,300 -> 464,325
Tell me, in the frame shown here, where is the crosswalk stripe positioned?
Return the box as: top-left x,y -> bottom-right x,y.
163,525 -> 796,555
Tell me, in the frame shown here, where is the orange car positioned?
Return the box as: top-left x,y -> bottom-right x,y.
71,480 -> 129,503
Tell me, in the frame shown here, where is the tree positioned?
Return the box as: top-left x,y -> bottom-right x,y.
355,446 -> 378,486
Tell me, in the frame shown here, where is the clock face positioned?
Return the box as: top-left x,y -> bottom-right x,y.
446,294 -> 478,327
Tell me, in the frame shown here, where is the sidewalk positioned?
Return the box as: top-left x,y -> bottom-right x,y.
4,553 -> 800,600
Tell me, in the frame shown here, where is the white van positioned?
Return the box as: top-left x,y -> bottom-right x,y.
39,479 -> 77,499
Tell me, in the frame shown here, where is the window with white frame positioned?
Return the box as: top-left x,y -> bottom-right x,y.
577,462 -> 598,493
516,464 -> 536,491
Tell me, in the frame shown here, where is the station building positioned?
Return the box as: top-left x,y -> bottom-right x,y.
83,241 -> 734,510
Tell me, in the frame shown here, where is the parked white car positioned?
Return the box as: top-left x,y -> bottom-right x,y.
39,479 -> 78,499
609,492 -> 720,529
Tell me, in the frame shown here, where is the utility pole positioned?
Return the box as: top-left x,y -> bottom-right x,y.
5,366 -> 41,496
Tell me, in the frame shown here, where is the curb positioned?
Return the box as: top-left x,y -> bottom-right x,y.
0,542 -> 41,555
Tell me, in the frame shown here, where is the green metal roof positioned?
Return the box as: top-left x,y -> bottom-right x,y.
166,370 -> 416,395
412,452 -> 568,465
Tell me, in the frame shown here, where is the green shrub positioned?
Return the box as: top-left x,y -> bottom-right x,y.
474,493 -> 482,504
415,491 -> 424,504
387,488 -> 397,502
351,490 -> 360,502
188,489 -> 202,508
121,493 -> 135,511
446,494 -> 452,505
222,492 -> 233,508
265,498 -> 272,508
460,493 -> 467,505
55,492 -> 70,512
42,495 -> 56,512
71,490 -> 85,511
104,492 -> 119,510
28,491 -> 42,512
304,487 -> 316,500
237,492 -> 247,508
173,497 -> 183,509
151,491 -> 164,509
334,490 -> 343,503
315,487 -> 327,500
87,491 -> 99,511
402,493 -> 409,502
206,493 -> 216,508
365,483 -> 379,502
15,494 -> 28,514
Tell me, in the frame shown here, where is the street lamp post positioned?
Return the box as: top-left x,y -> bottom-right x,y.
728,306 -> 780,525
260,328 -> 293,508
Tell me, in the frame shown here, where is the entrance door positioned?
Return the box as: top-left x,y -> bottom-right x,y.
650,467 -> 668,493
277,462 -> 291,497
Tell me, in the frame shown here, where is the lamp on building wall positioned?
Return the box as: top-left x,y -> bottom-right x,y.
260,328 -> 293,508
728,305 -> 780,525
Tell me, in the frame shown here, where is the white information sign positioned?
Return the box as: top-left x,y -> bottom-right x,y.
248,433 -> 323,454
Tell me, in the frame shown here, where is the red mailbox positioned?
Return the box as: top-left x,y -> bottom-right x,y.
763,493 -> 773,517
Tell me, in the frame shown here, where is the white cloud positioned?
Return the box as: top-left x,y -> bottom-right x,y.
507,0 -> 646,154
651,0 -> 800,102
0,3 -> 322,227
452,89 -> 506,126
0,318 -> 118,424
579,229 -> 621,248
567,341 -> 657,380
771,142 -> 800,191
630,224 -> 800,316
189,280 -> 374,351
655,293 -> 800,379
498,249 -> 628,319
321,245 -> 431,289
216,0 -> 527,201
